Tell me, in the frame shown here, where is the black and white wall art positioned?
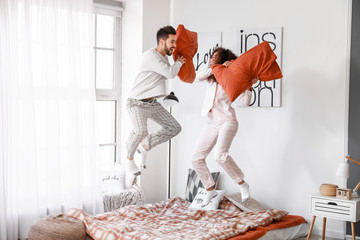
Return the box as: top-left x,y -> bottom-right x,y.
194,32 -> 222,73
233,27 -> 283,107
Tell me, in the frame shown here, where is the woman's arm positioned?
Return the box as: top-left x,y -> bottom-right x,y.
196,68 -> 213,82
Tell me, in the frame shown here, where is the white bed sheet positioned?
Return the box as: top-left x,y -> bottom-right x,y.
258,222 -> 309,240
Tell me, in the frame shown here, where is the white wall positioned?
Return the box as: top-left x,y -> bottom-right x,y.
169,0 -> 351,238
121,0 -> 142,167
122,0 -> 171,203
139,0 -> 171,204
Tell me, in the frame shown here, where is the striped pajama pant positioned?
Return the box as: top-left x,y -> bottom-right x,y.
126,98 -> 182,158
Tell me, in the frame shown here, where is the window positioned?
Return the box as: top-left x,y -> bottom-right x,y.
93,1 -> 122,168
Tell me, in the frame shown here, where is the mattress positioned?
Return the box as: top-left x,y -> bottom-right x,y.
84,223 -> 309,240
259,222 -> 309,240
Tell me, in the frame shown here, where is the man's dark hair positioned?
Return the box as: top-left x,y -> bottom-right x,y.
156,26 -> 176,45
211,47 -> 238,64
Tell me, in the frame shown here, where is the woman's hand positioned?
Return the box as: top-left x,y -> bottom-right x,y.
208,75 -> 217,83
251,76 -> 259,84
222,61 -> 232,67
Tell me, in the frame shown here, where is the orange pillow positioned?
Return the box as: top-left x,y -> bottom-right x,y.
211,41 -> 283,102
173,24 -> 198,83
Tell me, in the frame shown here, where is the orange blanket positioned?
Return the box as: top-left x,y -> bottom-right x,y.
228,215 -> 307,240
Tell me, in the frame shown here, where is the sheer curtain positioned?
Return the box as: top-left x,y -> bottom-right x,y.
0,0 -> 103,239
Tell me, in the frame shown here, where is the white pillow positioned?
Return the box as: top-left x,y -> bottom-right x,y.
101,163 -> 126,193
189,188 -> 226,210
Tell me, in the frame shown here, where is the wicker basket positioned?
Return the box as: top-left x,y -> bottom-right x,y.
28,214 -> 86,240
319,183 -> 338,196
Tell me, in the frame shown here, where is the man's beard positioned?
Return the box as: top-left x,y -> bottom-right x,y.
164,42 -> 174,56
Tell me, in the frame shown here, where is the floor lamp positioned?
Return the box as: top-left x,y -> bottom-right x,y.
163,92 -> 179,199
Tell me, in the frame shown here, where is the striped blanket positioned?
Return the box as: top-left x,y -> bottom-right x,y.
66,197 -> 288,240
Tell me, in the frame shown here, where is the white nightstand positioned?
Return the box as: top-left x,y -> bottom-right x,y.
307,194 -> 360,240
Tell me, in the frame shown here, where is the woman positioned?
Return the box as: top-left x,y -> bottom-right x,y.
192,47 -> 258,206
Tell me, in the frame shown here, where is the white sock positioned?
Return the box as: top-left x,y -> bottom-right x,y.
239,182 -> 250,202
201,189 -> 218,207
137,144 -> 148,169
126,159 -> 141,176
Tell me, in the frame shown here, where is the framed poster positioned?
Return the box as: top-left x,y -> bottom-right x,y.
193,32 -> 222,73
233,27 -> 283,107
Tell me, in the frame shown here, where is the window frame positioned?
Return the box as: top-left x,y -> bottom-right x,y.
93,1 -> 123,164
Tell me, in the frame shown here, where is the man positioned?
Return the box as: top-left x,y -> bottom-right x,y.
126,25 -> 186,175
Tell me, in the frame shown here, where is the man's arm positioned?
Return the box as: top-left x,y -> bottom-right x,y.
150,55 -> 186,79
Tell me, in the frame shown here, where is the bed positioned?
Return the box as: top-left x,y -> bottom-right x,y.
66,196 -> 308,240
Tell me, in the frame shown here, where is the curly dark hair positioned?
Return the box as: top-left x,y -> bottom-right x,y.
211,47 -> 238,64
209,48 -> 237,82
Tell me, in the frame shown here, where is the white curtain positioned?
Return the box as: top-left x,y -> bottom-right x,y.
0,0 -> 103,239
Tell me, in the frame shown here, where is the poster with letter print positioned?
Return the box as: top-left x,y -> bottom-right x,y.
194,32 -> 221,73
233,27 -> 283,107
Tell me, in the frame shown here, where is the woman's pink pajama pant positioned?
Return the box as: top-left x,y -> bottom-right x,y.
192,120 -> 244,190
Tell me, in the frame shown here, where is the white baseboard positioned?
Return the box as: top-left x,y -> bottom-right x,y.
346,235 -> 360,240
312,229 -> 345,239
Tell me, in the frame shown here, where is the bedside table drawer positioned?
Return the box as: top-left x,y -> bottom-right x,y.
311,197 -> 355,221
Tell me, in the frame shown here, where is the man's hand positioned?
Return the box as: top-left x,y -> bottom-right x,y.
222,61 -> 232,67
177,56 -> 186,64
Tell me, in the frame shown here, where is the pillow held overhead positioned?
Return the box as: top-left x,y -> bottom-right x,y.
173,24 -> 198,83
211,41 -> 283,102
